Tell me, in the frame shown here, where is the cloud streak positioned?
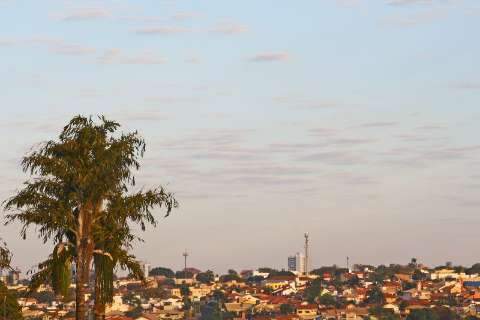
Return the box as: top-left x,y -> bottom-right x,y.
248,52 -> 289,62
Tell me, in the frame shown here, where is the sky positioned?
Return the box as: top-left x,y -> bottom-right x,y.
1,0 -> 480,275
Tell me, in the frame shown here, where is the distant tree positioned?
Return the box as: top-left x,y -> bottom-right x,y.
246,275 -> 265,284
369,306 -> 400,320
405,308 -> 459,320
228,269 -> 238,276
0,238 -> 11,270
0,281 -> 22,320
453,265 -> 465,274
125,306 -> 143,318
445,262 -> 453,269
257,267 -> 278,274
412,269 -> 427,281
196,270 -> 215,284
220,273 -> 242,283
304,278 -> 322,303
280,303 -> 295,314
366,286 -> 385,305
466,263 -> 480,275
319,293 -> 337,307
176,270 -> 194,279
200,301 -> 222,320
150,267 -> 175,278
180,283 -> 190,297
268,270 -> 295,278
212,290 -> 226,303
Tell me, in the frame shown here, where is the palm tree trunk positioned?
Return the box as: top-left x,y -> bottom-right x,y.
76,234 -> 94,319
75,249 -> 88,320
94,275 -> 106,320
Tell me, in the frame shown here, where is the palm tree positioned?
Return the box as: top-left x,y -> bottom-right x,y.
4,115 -> 178,319
0,238 -> 11,270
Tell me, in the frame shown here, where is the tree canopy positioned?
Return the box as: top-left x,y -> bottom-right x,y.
4,115 -> 178,319
150,266 -> 175,278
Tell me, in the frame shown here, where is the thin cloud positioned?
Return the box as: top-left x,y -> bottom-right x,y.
360,121 -> 398,128
450,81 -> 480,90
388,0 -> 433,6
210,23 -> 249,35
56,8 -> 110,21
31,38 -> 96,56
248,52 -> 289,62
135,26 -> 191,35
172,11 -> 201,21
98,49 -> 166,65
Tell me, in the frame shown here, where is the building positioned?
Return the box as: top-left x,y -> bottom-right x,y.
141,262 -> 151,278
296,253 -> 306,274
288,256 -> 297,272
287,253 -> 306,274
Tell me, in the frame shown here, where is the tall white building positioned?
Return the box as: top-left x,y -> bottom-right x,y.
296,252 -> 306,274
287,253 -> 306,274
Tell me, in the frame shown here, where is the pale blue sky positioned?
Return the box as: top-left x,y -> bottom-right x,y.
1,0 -> 480,274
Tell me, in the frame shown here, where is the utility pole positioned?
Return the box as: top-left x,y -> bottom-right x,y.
182,249 -> 189,277
304,233 -> 309,276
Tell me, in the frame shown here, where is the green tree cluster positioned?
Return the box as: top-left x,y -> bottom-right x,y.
0,281 -> 23,320
150,267 -> 175,278
4,116 -> 178,320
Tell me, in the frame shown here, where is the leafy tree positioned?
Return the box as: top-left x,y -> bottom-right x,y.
220,273 -> 242,283
180,283 -> 191,297
466,263 -> 480,275
257,267 -> 278,274
268,270 -> 295,278
366,286 -> 385,305
369,306 -> 400,320
176,270 -> 194,279
228,269 -> 238,275
150,267 -> 175,278
319,293 -> 337,307
200,301 -> 222,320
196,270 -> 215,284
4,115 -> 178,319
405,308 -> 459,320
280,303 -> 295,314
125,306 -> 144,318
0,239 -> 11,270
304,278 -> 322,303
0,281 -> 23,320
412,269 -> 427,281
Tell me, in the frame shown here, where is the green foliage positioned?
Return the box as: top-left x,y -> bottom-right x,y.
268,270 -> 295,278
150,267 -> 175,278
405,308 -> 459,320
304,278 -> 322,303
280,303 -> 295,314
200,301 -> 222,320
4,115 -> 178,319
125,306 -> 144,318
257,267 -> 278,274
366,286 -> 385,305
0,281 -> 23,320
180,283 -> 191,297
467,263 -> 480,275
196,270 -> 215,284
368,306 -> 400,320
0,239 -> 11,270
219,273 -> 242,283
176,270 -> 194,279
412,269 -> 427,281
319,293 -> 337,307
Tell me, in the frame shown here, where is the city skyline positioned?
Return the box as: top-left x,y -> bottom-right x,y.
1,0 -> 480,274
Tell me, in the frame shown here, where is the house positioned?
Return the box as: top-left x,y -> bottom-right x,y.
296,303 -> 318,320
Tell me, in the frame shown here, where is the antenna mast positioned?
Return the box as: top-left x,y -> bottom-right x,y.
304,233 -> 309,276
